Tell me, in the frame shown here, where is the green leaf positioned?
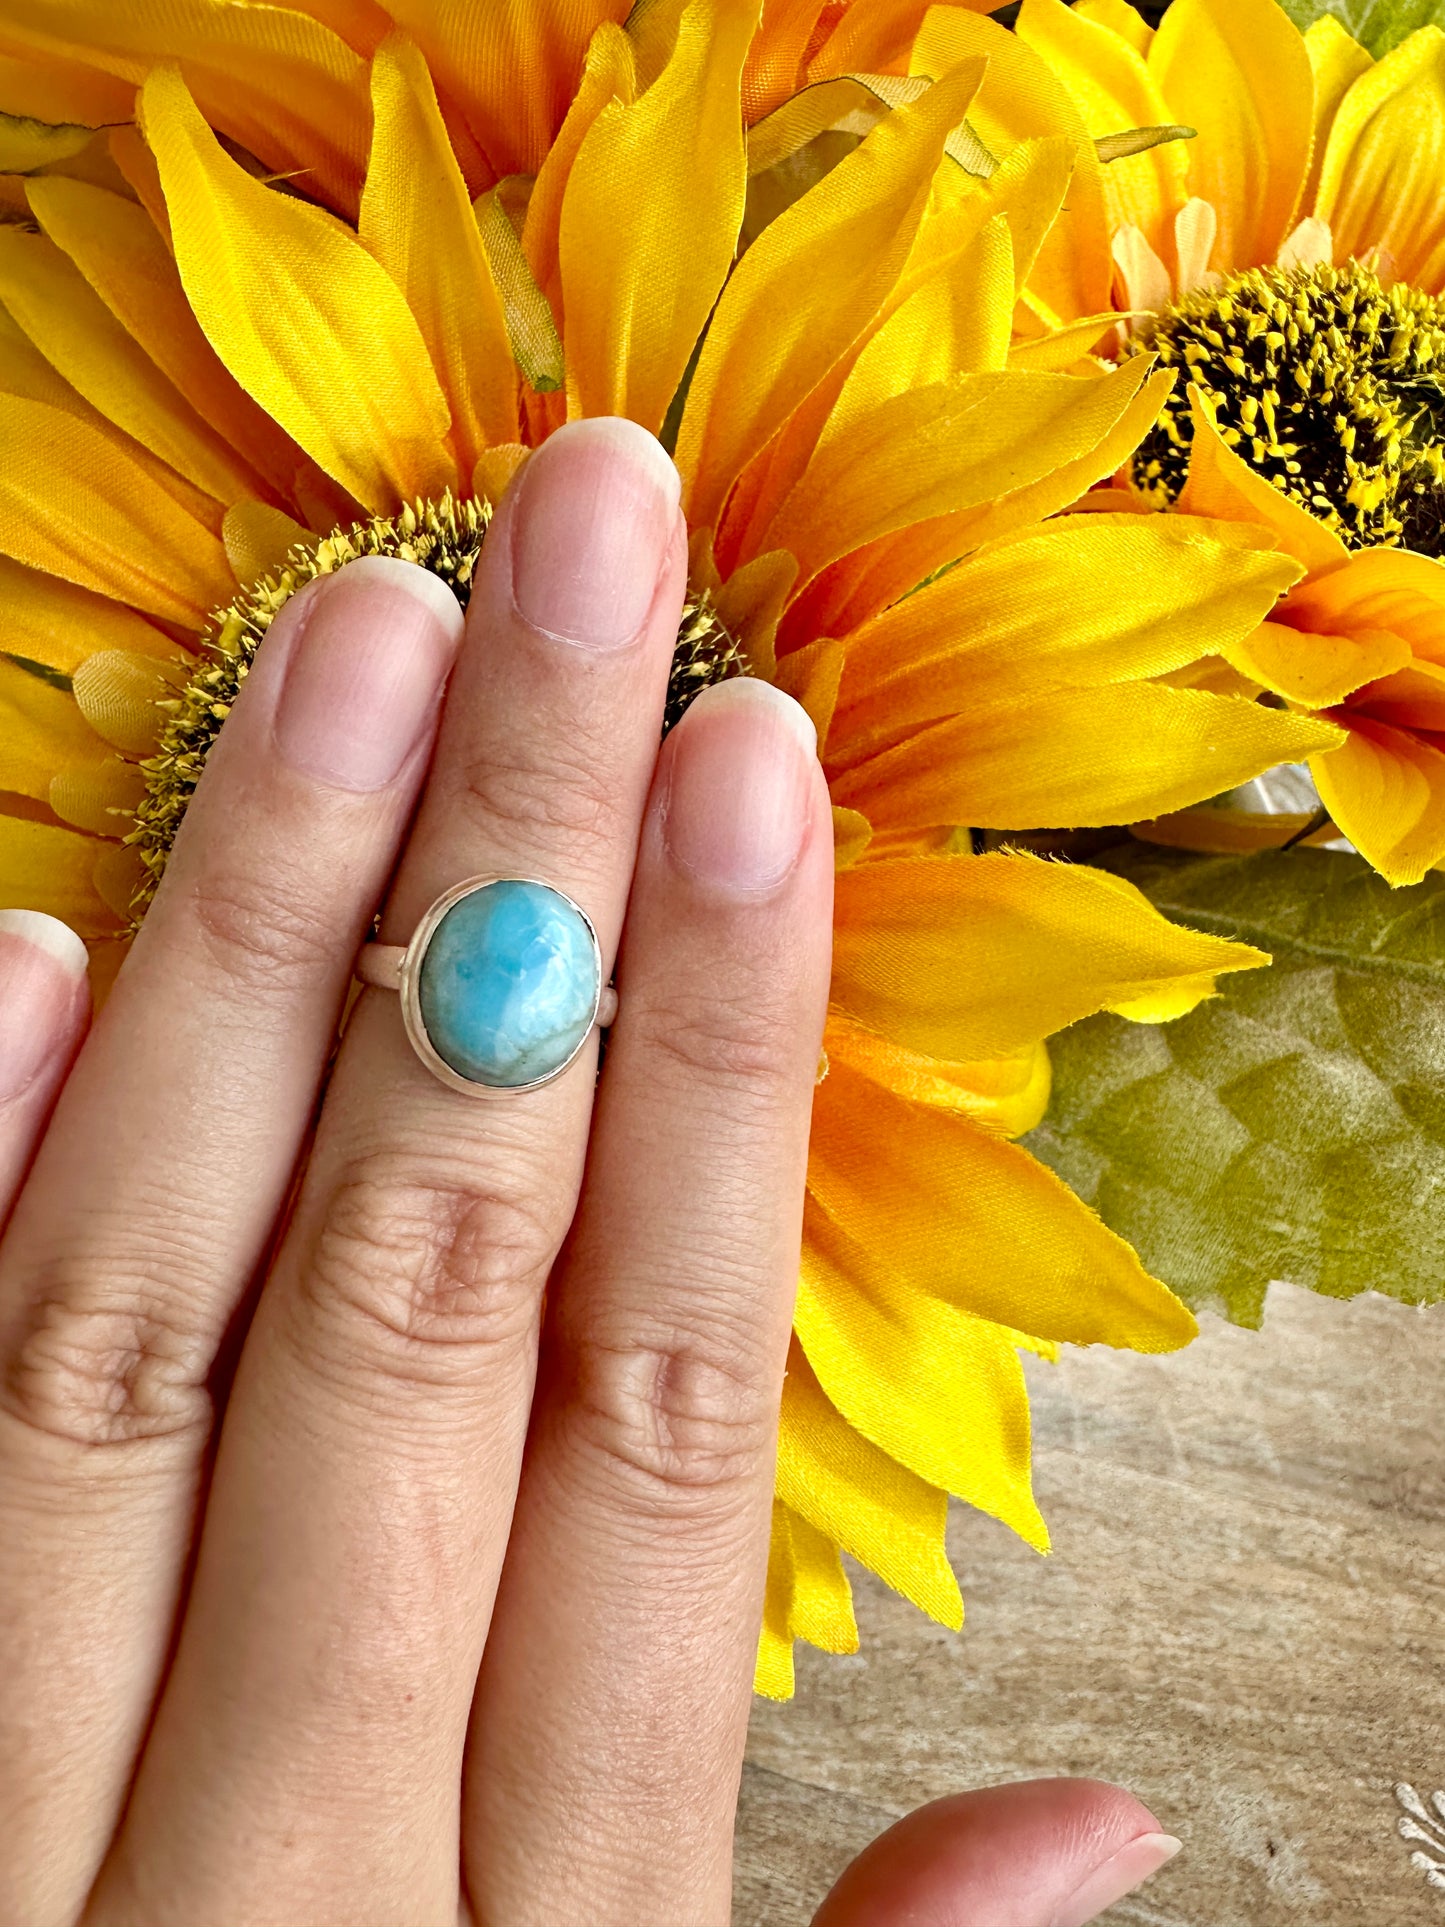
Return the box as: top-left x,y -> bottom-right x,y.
1275,0 -> 1445,57
1024,844 -> 1445,1327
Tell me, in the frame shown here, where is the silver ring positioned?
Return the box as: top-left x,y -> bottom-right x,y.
354,875 -> 617,1096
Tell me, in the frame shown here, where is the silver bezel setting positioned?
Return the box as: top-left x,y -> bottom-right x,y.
396,874 -> 604,1098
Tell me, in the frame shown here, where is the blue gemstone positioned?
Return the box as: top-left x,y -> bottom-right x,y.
416,879 -> 599,1087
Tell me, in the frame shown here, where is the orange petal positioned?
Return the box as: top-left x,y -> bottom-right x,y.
1311,712 -> 1445,884
1147,0 -> 1313,270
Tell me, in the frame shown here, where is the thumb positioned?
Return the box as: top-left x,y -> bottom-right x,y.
811,1777 -> 1182,1927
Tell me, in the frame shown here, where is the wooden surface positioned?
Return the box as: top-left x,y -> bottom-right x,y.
735,1284 -> 1445,1925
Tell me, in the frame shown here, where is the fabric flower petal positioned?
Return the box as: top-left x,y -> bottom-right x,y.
560,0 -> 756,432
807,1059 -> 1198,1352
831,849 -> 1267,1062
140,65 -> 455,512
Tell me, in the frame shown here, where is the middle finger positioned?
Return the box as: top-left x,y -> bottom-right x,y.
95,420 -> 685,1926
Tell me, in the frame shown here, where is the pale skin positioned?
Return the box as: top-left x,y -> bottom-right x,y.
0,418 -> 1182,1927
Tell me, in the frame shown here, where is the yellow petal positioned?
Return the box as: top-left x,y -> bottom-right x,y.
0,105 -> 94,172
559,0 -> 755,432
140,65 -> 454,513
49,755 -> 146,836
827,213 -> 1016,442
0,394 -> 230,624
1354,657 -> 1445,731
1073,0 -> 1154,57
1288,543 -> 1445,660
787,360 -> 1170,641
831,512 -> 1301,758
25,175 -> 306,502
712,547 -> 797,683
382,0 -> 630,183
830,848 -> 1266,1062
911,10 -> 1114,325
1147,0 -> 1313,269
772,635 -> 845,746
222,503 -> 314,587
1008,309 -> 1122,369
1311,714 -> 1445,885
0,553 -> 171,674
675,57 -> 987,530
0,654 -> 107,799
767,1496 -> 859,1657
798,1189 -> 1050,1549
1016,0 -> 1185,264
777,1336 -> 961,1627
0,49 -> 134,127
1313,27 -> 1445,289
71,649 -> 185,756
832,806 -> 874,869
1176,387 -> 1349,578
0,0 -> 372,215
1301,17 -> 1373,216
0,810 -> 116,933
771,359 -> 1160,635
0,225 -> 259,504
830,678 -> 1345,831
1226,617 -> 1412,708
808,1058 -> 1199,1353
825,1009 -> 1053,1136
360,35 -> 518,476
522,22 -> 636,325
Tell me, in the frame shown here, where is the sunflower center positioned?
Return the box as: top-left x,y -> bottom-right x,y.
126,490 -> 746,918
1127,259 -> 1445,555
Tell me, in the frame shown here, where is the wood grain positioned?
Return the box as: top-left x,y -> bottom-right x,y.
735,1284 -> 1445,1925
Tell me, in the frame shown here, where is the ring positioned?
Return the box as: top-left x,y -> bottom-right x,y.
354,875 -> 617,1096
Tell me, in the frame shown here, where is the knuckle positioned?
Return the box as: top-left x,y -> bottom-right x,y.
565,1328 -> 776,1505
300,1150 -> 555,1364
631,989 -> 800,1095
187,862 -> 339,992
1,1260 -> 212,1451
456,740 -> 615,854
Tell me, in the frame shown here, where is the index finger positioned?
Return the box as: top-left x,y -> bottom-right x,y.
96,419 -> 687,1927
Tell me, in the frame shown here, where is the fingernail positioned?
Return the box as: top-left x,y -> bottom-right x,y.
510,417 -> 681,650
661,678 -> 817,894
273,555 -> 464,791
1052,1832 -> 1182,1927
0,910 -> 89,1100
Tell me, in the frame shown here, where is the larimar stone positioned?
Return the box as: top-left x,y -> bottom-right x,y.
416,880 -> 599,1087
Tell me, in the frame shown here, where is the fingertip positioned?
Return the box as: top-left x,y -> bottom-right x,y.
812,1778 -> 1177,1927
0,911 -> 91,1104
656,678 -> 828,900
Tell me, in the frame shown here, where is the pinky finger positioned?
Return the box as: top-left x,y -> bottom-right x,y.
0,911 -> 90,1226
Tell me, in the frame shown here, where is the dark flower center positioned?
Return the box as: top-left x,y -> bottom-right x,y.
1127,259 -> 1445,556
126,490 -> 745,919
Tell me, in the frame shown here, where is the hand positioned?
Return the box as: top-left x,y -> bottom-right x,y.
0,418 -> 1180,1927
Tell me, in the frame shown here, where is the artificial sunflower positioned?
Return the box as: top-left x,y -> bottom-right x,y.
880,0 -> 1445,889
1131,392 -> 1445,885
0,1 -> 1335,1694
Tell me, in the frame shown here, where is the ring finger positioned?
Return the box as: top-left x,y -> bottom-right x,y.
0,555 -> 464,1927
96,420 -> 687,1927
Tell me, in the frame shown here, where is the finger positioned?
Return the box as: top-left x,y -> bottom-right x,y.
98,422 -> 686,1927
811,1779 -> 1182,1927
0,558 -> 462,1927
464,677 -> 833,1926
0,913 -> 90,1225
